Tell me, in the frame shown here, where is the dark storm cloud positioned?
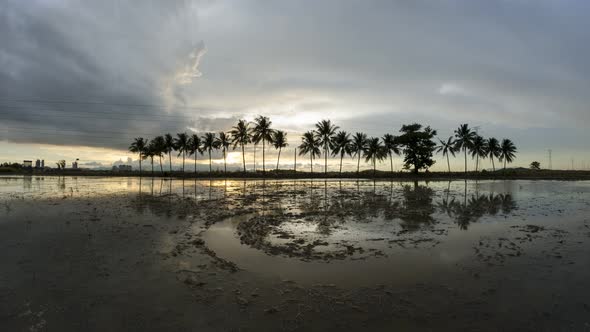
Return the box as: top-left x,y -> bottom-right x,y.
1,0 -> 590,160
0,0 -> 207,149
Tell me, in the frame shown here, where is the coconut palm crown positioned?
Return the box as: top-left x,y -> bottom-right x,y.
299,130 -> 321,173
315,119 -> 339,174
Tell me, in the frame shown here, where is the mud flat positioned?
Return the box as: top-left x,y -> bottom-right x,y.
1,176 -> 590,331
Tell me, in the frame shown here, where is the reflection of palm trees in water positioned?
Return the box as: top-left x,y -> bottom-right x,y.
316,180 -> 331,235
398,182 -> 436,231
438,181 -> 517,230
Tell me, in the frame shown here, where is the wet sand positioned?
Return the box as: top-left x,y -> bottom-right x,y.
1,176 -> 589,331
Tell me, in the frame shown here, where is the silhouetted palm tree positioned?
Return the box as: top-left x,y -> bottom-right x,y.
299,131 -> 321,173
202,132 -> 216,174
164,133 -> 174,172
229,119 -> 251,172
142,142 -> 155,175
470,135 -> 488,172
129,137 -> 147,175
332,131 -> 352,175
350,132 -> 368,175
214,131 -> 231,173
500,139 -> 517,171
486,137 -> 501,172
454,124 -> 476,174
382,133 -> 401,174
435,136 -> 456,173
188,134 -> 202,173
151,136 -> 166,174
174,132 -> 189,173
364,137 -> 387,176
252,116 -> 275,173
315,119 -> 339,175
272,130 -> 288,171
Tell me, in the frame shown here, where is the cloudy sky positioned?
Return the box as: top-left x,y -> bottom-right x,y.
1,0 -> 589,171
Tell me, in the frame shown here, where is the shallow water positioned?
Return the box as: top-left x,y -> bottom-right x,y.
1,176 -> 589,331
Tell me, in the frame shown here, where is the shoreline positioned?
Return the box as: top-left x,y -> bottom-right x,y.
2,169 -> 590,181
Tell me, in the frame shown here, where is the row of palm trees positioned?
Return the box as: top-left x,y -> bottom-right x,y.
129,118 -> 517,175
437,124 -> 517,173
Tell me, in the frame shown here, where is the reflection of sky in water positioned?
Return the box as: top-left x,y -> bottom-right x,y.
1,176 -> 590,287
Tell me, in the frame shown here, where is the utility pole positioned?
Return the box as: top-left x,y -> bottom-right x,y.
547,149 -> 552,170
294,147 -> 297,173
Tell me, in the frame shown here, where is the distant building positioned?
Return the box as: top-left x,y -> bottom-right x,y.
41,160 -> 45,168
72,161 -> 78,169
112,165 -> 132,172
35,159 -> 41,168
23,160 -> 33,168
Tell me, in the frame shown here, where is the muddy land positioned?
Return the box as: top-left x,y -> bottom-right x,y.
1,176 -> 590,331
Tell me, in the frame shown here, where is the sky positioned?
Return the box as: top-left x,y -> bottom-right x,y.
1,0 -> 589,171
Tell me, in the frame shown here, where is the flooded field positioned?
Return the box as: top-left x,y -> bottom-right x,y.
1,176 -> 590,331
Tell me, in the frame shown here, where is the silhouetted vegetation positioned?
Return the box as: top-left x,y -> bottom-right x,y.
126,118 -> 521,178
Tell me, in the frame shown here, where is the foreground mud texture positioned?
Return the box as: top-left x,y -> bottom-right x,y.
1,176 -> 590,331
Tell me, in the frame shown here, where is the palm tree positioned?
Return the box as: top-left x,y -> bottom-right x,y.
454,124 -> 476,174
188,134 -> 202,173
364,137 -> 387,176
214,131 -> 231,173
486,137 -> 501,172
382,133 -> 401,174
202,132 -> 216,174
174,132 -> 190,173
252,116 -> 275,173
350,132 -> 368,175
332,131 -> 352,175
470,135 -> 488,172
499,139 -> 517,171
228,119 -> 251,172
151,136 -> 166,174
164,133 -> 175,172
272,130 -> 288,171
142,142 -> 155,175
129,137 -> 146,175
435,136 -> 456,173
298,131 -> 321,173
315,120 -> 339,175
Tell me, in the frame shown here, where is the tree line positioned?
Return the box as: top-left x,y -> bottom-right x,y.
129,117 -> 517,176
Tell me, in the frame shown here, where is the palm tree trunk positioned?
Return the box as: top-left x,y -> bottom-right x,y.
310,155 -> 313,173
339,153 -> 343,175
223,149 -> 227,174
209,151 -> 212,174
390,153 -> 393,174
447,154 -> 451,173
276,147 -> 282,171
324,147 -> 328,175
357,154 -> 361,175
151,157 -> 154,175
491,157 -> 496,172
169,152 -> 172,173
476,155 -> 479,172
504,159 -> 507,171
159,156 -> 163,173
464,149 -> 467,174
194,153 -> 197,173
241,143 -> 246,172
253,144 -> 257,172
262,139 -> 265,173
373,158 -> 376,177
139,153 -> 142,176
182,152 -> 185,173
